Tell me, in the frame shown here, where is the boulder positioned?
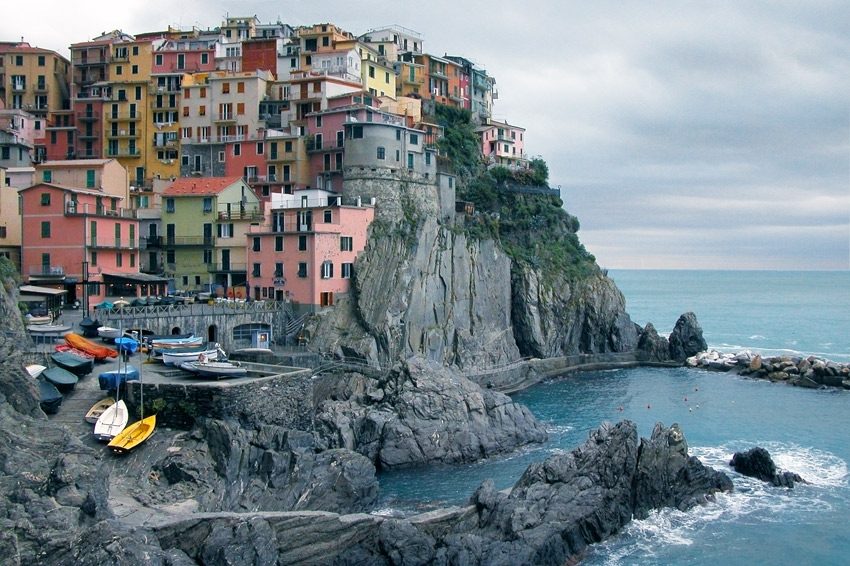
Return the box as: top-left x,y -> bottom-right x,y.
729,447 -> 806,488
668,312 -> 708,360
636,322 -> 669,362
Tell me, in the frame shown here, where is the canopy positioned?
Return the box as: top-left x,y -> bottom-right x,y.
98,365 -> 140,390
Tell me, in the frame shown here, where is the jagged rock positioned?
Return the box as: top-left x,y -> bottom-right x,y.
729,447 -> 806,488
315,357 -> 547,469
636,322 -> 669,362
668,312 -> 708,360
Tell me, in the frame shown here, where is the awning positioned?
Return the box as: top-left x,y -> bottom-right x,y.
19,285 -> 69,296
101,272 -> 169,283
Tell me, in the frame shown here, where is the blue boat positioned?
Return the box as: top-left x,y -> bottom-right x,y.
115,336 -> 139,354
98,365 -> 140,390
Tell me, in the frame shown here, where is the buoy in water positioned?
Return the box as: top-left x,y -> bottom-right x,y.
619,406 -> 623,411
647,404 -> 651,409
684,397 -> 688,402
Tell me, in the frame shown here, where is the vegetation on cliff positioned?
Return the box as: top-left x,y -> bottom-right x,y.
434,104 -> 598,280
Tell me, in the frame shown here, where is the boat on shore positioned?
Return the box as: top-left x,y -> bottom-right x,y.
50,350 -> 95,376
43,366 -> 79,392
161,344 -> 221,366
179,359 -> 247,379
65,333 -> 118,360
85,397 -> 115,424
93,400 -> 128,441
78,316 -> 100,337
26,364 -> 46,378
97,326 -> 122,342
97,365 -> 140,390
27,323 -> 71,334
37,379 -> 63,414
108,414 -> 156,454
150,335 -> 204,350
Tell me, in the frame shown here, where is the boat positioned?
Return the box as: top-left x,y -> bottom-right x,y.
27,323 -> 71,334
65,333 -> 118,360
38,379 -> 63,414
50,350 -> 95,376
93,400 -> 128,441
26,314 -> 53,325
25,364 -> 47,378
42,366 -> 79,392
98,365 -> 140,390
85,397 -> 115,424
161,344 -> 221,366
150,335 -> 204,350
78,316 -> 100,337
180,359 -> 247,379
97,325 -> 123,342
54,343 -> 97,360
115,336 -> 139,355
108,414 -> 155,454
94,300 -> 113,310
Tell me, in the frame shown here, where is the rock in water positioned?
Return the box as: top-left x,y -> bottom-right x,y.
669,312 -> 708,360
636,322 -> 670,362
730,447 -> 806,488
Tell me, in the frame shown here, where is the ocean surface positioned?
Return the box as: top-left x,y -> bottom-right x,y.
376,270 -> 850,565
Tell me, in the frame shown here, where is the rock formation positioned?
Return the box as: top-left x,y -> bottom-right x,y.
314,357 -> 548,469
730,447 -> 806,488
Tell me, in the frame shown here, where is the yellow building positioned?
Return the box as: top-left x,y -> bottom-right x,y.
0,42 -> 70,125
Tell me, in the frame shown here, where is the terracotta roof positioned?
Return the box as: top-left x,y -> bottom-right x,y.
162,176 -> 244,196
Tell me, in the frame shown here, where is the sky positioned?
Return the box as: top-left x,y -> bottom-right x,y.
4,0 -> 849,269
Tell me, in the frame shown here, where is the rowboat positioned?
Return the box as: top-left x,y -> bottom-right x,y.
27,323 -> 71,334
93,400 -> 128,441
65,333 -> 118,360
43,366 -> 79,392
180,360 -> 247,379
26,315 -> 52,325
161,344 -> 220,366
108,414 -> 156,454
85,397 -> 115,424
38,379 -> 63,414
150,335 -> 204,350
26,364 -> 47,378
97,326 -> 123,342
51,350 -> 95,376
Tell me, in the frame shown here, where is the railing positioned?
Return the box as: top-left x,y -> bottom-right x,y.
207,262 -> 247,273
76,111 -> 100,121
65,203 -> 139,218
105,148 -> 142,158
88,238 -> 139,250
163,236 -> 215,247
217,210 -> 263,221
105,112 -> 142,121
140,236 -> 162,248
28,265 -> 64,276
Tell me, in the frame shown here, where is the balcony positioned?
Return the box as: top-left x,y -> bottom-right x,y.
140,235 -> 162,248
28,265 -> 65,277
76,111 -> 100,122
207,262 -> 247,273
140,260 -> 161,274
150,100 -> 178,110
213,113 -> 236,124
105,111 -> 142,122
217,209 -> 263,221
105,148 -> 142,158
163,236 -> 215,247
108,130 -> 141,139
88,238 -> 139,250
72,55 -> 107,66
78,132 -> 99,140
11,81 -> 26,92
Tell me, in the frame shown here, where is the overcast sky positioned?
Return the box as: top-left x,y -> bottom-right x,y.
6,1 -> 849,269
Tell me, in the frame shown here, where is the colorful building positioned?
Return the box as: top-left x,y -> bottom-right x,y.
477,119 -> 527,170
161,176 -> 261,297
245,187 -> 374,311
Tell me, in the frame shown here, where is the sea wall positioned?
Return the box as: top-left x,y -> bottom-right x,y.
121,364 -> 313,429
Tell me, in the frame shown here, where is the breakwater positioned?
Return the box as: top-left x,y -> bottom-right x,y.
688,350 -> 850,389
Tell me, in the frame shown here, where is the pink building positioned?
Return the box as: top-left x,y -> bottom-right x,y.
19,182 -> 165,308
477,119 -> 527,170
245,187 -> 374,312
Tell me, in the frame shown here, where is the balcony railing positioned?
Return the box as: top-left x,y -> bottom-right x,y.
140,236 -> 162,248
88,238 -> 139,250
105,148 -> 142,158
76,111 -> 100,121
207,262 -> 247,273
65,202 -> 138,218
213,113 -> 236,123
105,112 -> 142,122
163,236 -> 215,247
28,265 -> 65,277
217,209 -> 263,221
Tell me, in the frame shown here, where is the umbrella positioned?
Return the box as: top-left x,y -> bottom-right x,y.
112,299 -> 130,308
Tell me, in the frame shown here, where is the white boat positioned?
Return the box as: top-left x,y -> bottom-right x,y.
25,364 -> 47,378
93,399 -> 128,441
150,335 -> 204,350
180,360 -> 247,379
27,323 -> 71,334
161,344 -> 221,366
97,326 -> 122,342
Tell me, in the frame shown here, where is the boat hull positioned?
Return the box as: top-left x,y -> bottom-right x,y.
180,361 -> 247,379
38,380 -> 63,414
162,346 -> 219,366
108,415 -> 156,454
85,397 -> 115,424
43,366 -> 79,392
51,351 -> 95,376
93,400 -> 128,441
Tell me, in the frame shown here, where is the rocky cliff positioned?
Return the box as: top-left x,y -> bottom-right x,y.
308,215 -> 640,369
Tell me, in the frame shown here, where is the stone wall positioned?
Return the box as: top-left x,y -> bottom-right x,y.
343,166 -> 443,223
122,365 -> 314,430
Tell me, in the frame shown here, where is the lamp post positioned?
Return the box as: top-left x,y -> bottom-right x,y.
82,261 -> 89,316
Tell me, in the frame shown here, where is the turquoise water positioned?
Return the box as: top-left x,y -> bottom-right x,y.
376,270 -> 850,565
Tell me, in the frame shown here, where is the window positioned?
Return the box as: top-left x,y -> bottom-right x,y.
86,169 -> 95,188
256,142 -> 264,155
217,223 -> 234,238
201,53 -> 208,65
38,55 -> 45,66
298,235 -> 307,251
316,115 -> 322,128
221,82 -> 230,94
425,152 -> 431,165
132,64 -> 138,74
352,125 -> 363,139
130,253 -> 135,268
408,152 -> 414,169
252,237 -> 261,252
203,249 -> 213,264
237,82 -> 245,94
320,292 -> 334,307
409,133 -> 419,145
340,236 -> 353,251
165,198 -> 175,213
155,54 -> 163,66
41,221 -> 51,238
324,210 -> 332,223
40,193 -> 51,205
396,129 -> 402,141
274,263 -> 283,277
116,253 -> 123,267
91,251 -> 97,266
377,146 -> 385,160
166,249 -> 175,264
233,144 -> 241,156
342,262 -> 353,278
368,66 -> 375,79
385,71 -> 390,83
0,226 -> 6,239
252,263 -> 261,277
115,65 -> 123,75
275,236 -> 283,251
298,262 -> 308,277
42,171 -> 52,183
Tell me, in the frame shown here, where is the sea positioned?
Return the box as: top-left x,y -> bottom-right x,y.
376,270 -> 850,565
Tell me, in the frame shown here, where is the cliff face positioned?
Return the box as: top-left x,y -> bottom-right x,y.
309,214 -> 638,367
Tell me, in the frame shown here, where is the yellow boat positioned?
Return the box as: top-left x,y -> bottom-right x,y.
107,414 -> 156,454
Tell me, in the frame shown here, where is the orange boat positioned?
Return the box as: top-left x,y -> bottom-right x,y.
65,333 -> 118,360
